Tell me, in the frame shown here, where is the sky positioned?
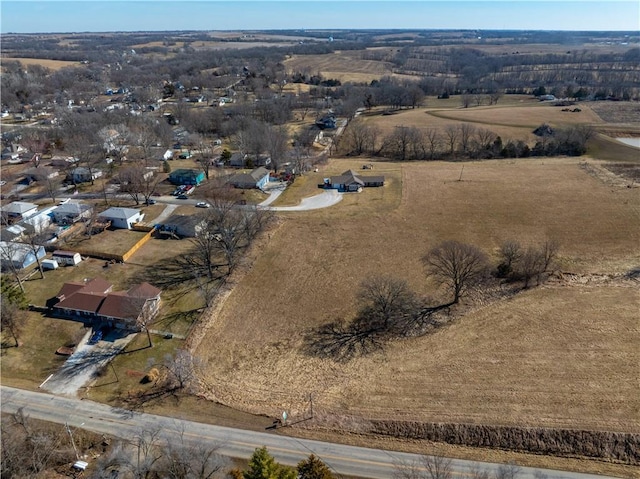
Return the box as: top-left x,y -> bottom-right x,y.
1,1 -> 638,34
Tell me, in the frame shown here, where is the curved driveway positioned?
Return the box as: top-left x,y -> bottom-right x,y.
259,189 -> 342,211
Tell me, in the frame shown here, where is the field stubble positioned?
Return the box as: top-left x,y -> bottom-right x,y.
196,158 -> 639,436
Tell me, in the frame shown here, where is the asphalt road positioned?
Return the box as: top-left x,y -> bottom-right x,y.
1,386 -> 612,479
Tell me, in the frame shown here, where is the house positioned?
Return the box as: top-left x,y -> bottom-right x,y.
22,205 -> 56,234
49,277 -> 162,331
168,169 -> 205,186
98,207 -> 144,229
322,170 -> 385,192
23,167 -> 59,184
52,201 -> 93,225
315,115 -> 337,130
0,241 -> 45,270
1,201 -> 38,224
228,167 -> 270,190
156,214 -> 206,238
52,250 -> 82,266
229,153 -> 248,168
1,143 -> 27,160
70,167 -> 103,184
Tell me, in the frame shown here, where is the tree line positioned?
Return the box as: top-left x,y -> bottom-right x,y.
339,119 -> 594,160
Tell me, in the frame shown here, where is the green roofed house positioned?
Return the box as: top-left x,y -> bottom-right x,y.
168,169 -> 205,185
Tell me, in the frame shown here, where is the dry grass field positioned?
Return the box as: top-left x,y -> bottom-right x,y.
283,51 -> 421,84
2,57 -> 81,70
360,100 -> 609,146
195,157 -> 639,436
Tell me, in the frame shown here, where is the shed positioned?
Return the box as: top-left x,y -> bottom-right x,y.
42,259 -> 59,270
52,250 -> 82,266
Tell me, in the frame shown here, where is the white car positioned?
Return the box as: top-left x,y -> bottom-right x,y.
195,202 -> 210,208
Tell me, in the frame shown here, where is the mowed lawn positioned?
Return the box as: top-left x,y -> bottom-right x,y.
195,157 -> 640,432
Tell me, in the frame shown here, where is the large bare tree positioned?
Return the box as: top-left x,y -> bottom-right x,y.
422,240 -> 488,304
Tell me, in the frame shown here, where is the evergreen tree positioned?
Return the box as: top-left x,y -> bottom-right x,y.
297,454 -> 336,479
244,447 -> 296,479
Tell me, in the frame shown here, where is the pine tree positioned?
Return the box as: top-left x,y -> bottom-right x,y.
297,454 -> 336,479
243,447 -> 296,479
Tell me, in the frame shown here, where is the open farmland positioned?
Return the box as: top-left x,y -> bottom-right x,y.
283,50 -> 421,84
195,157 -> 639,435
358,99 -> 609,147
1,57 -> 81,70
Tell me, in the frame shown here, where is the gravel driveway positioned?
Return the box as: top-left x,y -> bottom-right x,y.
41,329 -> 136,397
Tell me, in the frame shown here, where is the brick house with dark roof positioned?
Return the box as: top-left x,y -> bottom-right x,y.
49,277 -> 161,331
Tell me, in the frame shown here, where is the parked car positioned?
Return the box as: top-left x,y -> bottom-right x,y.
144,199 -> 157,205
177,194 -> 189,200
88,330 -> 103,345
178,151 -> 192,159
195,202 -> 210,208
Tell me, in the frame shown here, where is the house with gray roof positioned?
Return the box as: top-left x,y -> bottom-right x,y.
52,201 -> 93,225
322,170 -> 385,192
228,167 -> 270,190
98,207 -> 144,229
1,201 -> 38,224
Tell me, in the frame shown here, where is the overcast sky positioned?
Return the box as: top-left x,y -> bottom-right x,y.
1,1 -> 638,34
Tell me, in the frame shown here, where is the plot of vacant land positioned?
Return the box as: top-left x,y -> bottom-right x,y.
195,157 -> 639,433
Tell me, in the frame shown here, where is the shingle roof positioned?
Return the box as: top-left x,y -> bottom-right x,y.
99,207 -> 141,220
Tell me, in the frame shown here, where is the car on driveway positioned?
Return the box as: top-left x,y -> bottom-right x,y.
88,330 -> 103,345
195,202 -> 210,208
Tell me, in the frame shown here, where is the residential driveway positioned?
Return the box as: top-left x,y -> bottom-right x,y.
41,329 -> 136,397
151,203 -> 178,223
259,189 -> 342,211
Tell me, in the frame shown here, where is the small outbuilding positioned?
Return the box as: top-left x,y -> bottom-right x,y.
52,250 -> 82,266
42,259 -> 59,270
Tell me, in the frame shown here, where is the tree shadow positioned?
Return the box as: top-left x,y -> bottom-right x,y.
303,302 -> 455,363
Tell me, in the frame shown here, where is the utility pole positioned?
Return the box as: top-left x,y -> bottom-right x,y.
65,422 -> 82,460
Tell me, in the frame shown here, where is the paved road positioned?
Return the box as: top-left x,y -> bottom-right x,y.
0,386 -> 612,479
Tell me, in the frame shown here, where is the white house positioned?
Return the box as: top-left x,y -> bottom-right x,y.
98,207 -> 144,229
22,205 -> 56,234
71,167 -> 103,184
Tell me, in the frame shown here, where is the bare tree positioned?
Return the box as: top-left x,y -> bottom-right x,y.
443,125 -> 460,156
424,128 -> 441,160
494,462 -> 520,479
497,239 -> 522,278
341,118 -> 378,156
0,242 -> 27,292
357,275 -> 418,332
393,455 -> 453,479
423,241 -> 489,304
458,123 -> 476,155
1,281 -> 25,347
162,349 -> 204,392
265,124 -> 289,172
